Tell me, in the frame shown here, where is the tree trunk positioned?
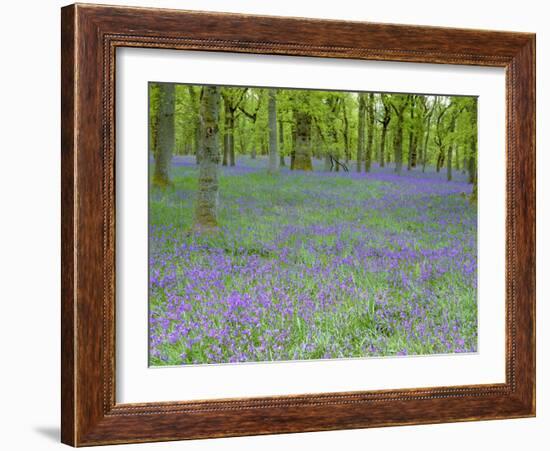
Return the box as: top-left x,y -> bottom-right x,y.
408,105 -> 418,170
394,112 -> 404,175
150,109 -> 160,157
293,111 -> 313,170
409,133 -> 417,169
356,94 -> 365,172
153,83 -> 174,187
468,135 -> 476,184
222,112 -> 230,166
365,93 -> 375,172
187,86 -> 201,165
446,116 -> 457,180
194,86 -> 221,229
279,120 -> 285,166
411,136 -> 418,168
422,117 -> 432,173
417,136 -> 423,169
324,153 -> 332,171
343,103 -> 350,164
436,150 -> 444,173
267,89 -> 279,174
380,123 -> 388,167
229,115 -> 235,167
149,84 -> 160,159
447,144 -> 453,181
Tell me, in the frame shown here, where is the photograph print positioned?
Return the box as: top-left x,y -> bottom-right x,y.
148,82 -> 478,367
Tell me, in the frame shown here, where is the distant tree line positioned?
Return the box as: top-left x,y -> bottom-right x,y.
149,83 -> 478,229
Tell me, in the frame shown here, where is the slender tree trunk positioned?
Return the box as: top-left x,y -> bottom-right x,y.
422,117 -> 432,173
267,89 -> 279,174
412,136 -> 418,168
153,83 -> 174,187
356,94 -> 365,172
468,135 -> 476,184
343,104 -> 350,164
408,96 -> 416,171
194,86 -> 221,229
222,112 -> 230,166
409,134 -> 417,169
187,86 -> 201,165
418,136 -> 423,169
446,117 -> 457,180
394,112 -> 404,175
228,113 -> 235,166
293,111 -> 313,170
467,101 -> 478,188
408,109 -> 418,170
447,144 -> 453,181
238,131 -> 246,164
279,120 -> 285,166
365,93 -> 375,172
380,123 -> 388,167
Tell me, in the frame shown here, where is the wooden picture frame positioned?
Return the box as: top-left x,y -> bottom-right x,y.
61,3 -> 535,446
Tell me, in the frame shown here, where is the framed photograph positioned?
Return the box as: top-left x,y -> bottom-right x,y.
61,3 -> 535,446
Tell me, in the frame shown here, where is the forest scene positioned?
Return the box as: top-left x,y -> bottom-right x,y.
148,82 -> 478,366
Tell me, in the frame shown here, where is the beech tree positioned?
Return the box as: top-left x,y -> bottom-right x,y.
290,91 -> 313,171
377,94 -> 392,168
390,94 -> 409,175
221,88 -> 247,166
267,89 -> 279,174
356,93 -> 366,173
152,83 -> 175,187
238,90 -> 265,160
365,93 -> 375,172
194,86 -> 221,229
419,96 -> 436,172
148,83 -> 161,157
293,111 -> 313,170
186,86 -> 201,164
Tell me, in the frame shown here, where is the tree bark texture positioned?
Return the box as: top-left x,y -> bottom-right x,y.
293,111 -> 313,171
268,89 -> 279,174
194,86 -> 221,229
153,83 -> 175,187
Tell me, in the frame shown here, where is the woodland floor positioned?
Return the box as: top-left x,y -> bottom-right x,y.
149,155 -> 477,366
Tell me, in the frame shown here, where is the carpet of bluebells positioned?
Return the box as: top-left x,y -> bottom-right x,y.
149,156 -> 477,366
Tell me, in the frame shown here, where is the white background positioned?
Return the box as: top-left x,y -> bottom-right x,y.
117,49 -> 505,403
0,0 -> 546,450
